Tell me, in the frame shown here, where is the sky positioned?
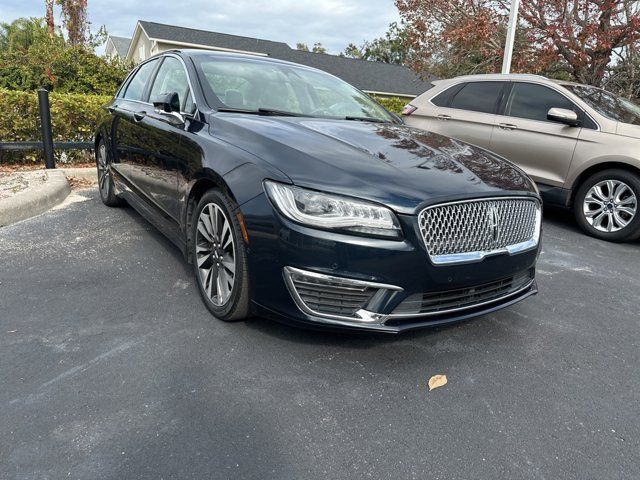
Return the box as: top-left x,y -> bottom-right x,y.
2,0 -> 401,54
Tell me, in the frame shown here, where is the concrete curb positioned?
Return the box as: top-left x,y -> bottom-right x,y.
0,170 -> 71,226
61,167 -> 97,182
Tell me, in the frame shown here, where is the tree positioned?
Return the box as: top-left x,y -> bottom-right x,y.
342,22 -> 410,65
56,0 -> 89,46
0,18 -> 49,52
45,0 -> 55,37
296,42 -> 327,53
520,0 -> 640,85
396,0 -> 547,78
396,0 -> 640,87
0,17 -> 129,94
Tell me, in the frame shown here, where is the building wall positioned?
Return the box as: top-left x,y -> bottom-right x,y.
105,39 -> 115,57
129,32 -> 155,63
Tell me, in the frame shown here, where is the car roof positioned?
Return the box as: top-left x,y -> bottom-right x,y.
434,73 -> 600,90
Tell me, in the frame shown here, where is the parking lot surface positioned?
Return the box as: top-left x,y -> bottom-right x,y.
1,188 -> 639,479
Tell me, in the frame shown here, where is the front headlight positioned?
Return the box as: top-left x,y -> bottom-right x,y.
264,181 -> 402,239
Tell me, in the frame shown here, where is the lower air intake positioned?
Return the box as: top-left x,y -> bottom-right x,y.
284,267 -> 379,317
392,269 -> 534,316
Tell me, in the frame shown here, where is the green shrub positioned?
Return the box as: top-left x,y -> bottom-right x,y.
371,95 -> 411,115
0,88 -> 110,164
0,32 -> 130,95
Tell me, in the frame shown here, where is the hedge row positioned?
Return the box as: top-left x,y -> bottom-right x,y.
0,89 -> 409,164
0,88 -> 110,164
372,95 -> 409,115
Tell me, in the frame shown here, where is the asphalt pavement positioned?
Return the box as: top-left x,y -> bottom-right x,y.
1,188 -> 639,480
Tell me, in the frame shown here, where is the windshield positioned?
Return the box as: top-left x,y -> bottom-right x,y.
193,55 -> 395,122
564,84 -> 640,126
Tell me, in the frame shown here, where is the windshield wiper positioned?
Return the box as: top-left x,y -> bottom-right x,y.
216,107 -> 310,117
257,108 -> 309,117
344,116 -> 389,123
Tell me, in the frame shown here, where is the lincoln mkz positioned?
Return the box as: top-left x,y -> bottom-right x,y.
94,50 -> 542,333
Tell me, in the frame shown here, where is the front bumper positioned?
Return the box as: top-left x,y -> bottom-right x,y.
241,193 -> 540,333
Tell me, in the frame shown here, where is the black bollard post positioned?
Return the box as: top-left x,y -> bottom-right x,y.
37,89 -> 55,169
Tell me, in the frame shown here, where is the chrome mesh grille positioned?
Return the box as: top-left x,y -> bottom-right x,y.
392,269 -> 534,316
286,269 -> 377,317
419,198 -> 540,260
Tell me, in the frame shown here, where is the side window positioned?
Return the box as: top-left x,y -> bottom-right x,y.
123,59 -> 158,101
183,89 -> 196,115
431,84 -> 462,107
506,83 -> 578,123
149,57 -> 191,110
448,82 -> 504,114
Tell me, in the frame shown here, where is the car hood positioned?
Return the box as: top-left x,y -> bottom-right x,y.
212,114 -> 537,214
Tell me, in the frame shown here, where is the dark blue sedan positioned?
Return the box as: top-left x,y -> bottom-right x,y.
95,49 -> 542,333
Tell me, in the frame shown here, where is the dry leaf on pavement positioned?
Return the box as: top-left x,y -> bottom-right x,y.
428,374 -> 447,391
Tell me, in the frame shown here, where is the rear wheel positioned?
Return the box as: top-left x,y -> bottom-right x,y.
574,169 -> 640,242
96,139 -> 125,207
192,189 -> 250,321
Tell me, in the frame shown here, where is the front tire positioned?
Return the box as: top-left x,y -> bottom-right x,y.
574,169 -> 640,242
96,139 -> 125,207
191,189 -> 250,321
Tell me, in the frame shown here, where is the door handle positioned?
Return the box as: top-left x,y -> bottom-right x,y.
133,111 -> 146,122
437,114 -> 451,121
499,123 -> 518,130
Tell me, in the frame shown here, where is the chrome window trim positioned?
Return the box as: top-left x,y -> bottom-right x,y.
419,196 -> 542,266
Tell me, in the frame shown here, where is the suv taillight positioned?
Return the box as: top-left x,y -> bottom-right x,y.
402,104 -> 417,116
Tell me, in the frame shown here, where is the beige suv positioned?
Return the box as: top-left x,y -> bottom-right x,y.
403,74 -> 640,242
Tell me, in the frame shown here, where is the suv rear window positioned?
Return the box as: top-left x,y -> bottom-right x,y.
445,82 -> 503,114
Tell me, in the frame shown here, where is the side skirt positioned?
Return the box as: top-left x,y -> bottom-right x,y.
537,183 -> 572,207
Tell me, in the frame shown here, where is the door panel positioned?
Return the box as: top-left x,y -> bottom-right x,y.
110,59 -> 159,191
489,82 -> 582,186
429,107 -> 496,149
128,112 -> 182,219
489,117 -> 580,185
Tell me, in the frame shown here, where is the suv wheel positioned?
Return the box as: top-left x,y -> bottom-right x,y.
574,169 -> 640,242
191,189 -> 250,321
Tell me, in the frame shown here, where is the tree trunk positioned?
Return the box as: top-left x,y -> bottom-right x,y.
45,0 -> 55,37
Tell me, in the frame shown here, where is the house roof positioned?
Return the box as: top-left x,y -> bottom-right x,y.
109,35 -> 132,57
136,20 -> 434,97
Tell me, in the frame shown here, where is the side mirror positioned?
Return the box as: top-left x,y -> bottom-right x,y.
153,92 -> 184,125
547,107 -> 580,127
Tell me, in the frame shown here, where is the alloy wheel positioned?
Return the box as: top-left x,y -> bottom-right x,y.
97,143 -> 110,197
195,203 -> 236,306
583,179 -> 637,233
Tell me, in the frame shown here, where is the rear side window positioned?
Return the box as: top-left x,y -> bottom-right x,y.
431,84 -> 461,107
448,82 -> 504,114
506,83 -> 577,122
123,59 -> 158,101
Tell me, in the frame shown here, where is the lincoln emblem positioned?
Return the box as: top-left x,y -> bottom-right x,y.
488,206 -> 500,243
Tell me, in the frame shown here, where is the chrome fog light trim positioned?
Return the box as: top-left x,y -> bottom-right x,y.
283,266 -> 402,326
